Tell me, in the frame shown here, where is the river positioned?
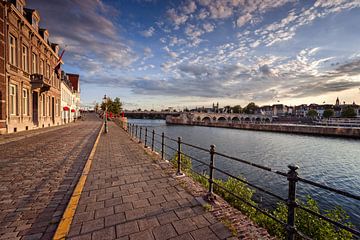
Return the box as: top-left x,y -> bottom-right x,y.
127,119 -> 360,228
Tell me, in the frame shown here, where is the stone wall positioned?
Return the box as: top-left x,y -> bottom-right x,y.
166,117 -> 360,138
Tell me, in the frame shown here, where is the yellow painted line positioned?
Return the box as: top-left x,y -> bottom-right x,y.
53,124 -> 104,240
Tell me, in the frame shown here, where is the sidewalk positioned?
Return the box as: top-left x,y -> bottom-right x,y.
66,122 -> 234,240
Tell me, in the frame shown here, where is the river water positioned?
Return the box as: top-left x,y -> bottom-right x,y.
127,119 -> 360,227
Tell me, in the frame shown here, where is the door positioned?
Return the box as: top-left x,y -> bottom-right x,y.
52,97 -> 55,124
32,92 -> 38,126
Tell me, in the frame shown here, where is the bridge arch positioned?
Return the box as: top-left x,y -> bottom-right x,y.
202,116 -> 211,122
232,117 -> 240,122
217,117 -> 227,122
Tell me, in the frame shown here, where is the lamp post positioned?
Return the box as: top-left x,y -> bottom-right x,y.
103,94 -> 108,133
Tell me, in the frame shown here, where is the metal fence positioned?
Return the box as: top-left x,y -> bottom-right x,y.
125,122 -> 360,240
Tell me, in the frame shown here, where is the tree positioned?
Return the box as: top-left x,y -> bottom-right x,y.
341,106 -> 357,118
243,102 -> 258,114
101,97 -> 122,115
232,105 -> 242,113
307,109 -> 318,118
323,109 -> 334,119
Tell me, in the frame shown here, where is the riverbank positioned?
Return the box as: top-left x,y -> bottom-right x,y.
166,117 -> 360,139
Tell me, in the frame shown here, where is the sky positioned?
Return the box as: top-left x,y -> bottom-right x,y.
27,0 -> 360,110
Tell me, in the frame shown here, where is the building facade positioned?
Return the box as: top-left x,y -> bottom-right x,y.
67,73 -> 80,119
0,0 -> 62,134
60,73 -> 74,124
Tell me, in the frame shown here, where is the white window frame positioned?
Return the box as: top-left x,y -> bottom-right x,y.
32,53 -> 37,74
22,44 -> 28,72
40,59 -> 44,75
9,84 -> 17,115
9,35 -> 16,66
22,88 -> 28,116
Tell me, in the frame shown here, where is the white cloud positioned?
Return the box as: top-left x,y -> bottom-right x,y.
236,12 -> 252,27
140,26 -> 155,37
203,22 -> 215,32
167,8 -> 188,27
182,1 -> 197,14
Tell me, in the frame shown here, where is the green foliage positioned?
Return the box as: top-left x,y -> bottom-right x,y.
256,197 -> 353,240
341,106 -> 357,118
170,153 -> 354,240
101,97 -> 122,114
323,109 -> 334,119
307,109 -> 318,118
232,105 -> 242,113
243,102 -> 259,114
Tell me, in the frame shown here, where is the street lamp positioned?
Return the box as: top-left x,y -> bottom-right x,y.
103,94 -> 108,133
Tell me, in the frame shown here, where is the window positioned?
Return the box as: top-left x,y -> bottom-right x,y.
55,99 -> 58,117
46,64 -> 50,78
32,15 -> 38,31
9,35 -> 16,66
22,88 -> 28,115
42,94 -> 46,116
22,45 -> 28,72
9,84 -> 17,115
16,1 -> 23,14
47,96 -> 50,116
40,59 -> 44,75
32,53 -> 37,74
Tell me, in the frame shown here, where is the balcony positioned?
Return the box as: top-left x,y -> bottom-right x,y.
30,74 -> 51,92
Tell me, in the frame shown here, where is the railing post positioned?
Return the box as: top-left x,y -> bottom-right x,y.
132,124 -> 134,137
151,129 -> 155,151
206,145 -> 216,201
286,164 -> 299,240
139,127 -> 142,143
161,132 -> 165,160
127,123 -> 129,133
176,137 -> 183,176
144,127 -> 148,148
135,125 -> 138,138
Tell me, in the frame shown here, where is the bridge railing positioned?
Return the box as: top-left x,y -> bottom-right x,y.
125,123 -> 359,240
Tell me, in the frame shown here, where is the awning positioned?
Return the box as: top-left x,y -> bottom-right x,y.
63,106 -> 70,111
71,109 -> 76,112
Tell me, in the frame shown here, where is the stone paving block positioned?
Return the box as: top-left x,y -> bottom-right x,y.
209,222 -> 232,239
137,217 -> 160,231
81,218 -> 104,234
129,230 -> 154,240
132,199 -> 150,209
169,233 -> 194,240
95,206 -> 114,219
91,226 -> 116,240
172,218 -> 198,235
174,207 -> 196,219
104,212 -> 126,227
125,208 -> 146,221
152,224 -> 177,240
114,203 -> 133,214
116,221 -> 139,238
156,211 -> 179,225
190,227 -> 219,240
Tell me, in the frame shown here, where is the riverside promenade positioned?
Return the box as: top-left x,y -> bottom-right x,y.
64,121 -> 238,240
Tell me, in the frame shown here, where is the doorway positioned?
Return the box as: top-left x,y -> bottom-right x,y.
51,97 -> 55,124
32,92 -> 38,126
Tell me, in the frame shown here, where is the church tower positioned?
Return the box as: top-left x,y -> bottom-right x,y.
336,97 -> 340,106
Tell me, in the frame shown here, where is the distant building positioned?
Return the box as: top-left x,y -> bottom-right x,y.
0,0 -> 63,134
67,73 -> 80,119
60,73 -> 75,124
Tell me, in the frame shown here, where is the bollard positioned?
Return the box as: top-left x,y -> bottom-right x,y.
151,129 -> 155,151
139,127 -> 142,143
286,164 -> 299,240
145,128 -> 148,148
132,124 -> 134,137
161,132 -> 165,160
176,137 -> 182,175
136,125 -> 138,138
206,145 -> 216,201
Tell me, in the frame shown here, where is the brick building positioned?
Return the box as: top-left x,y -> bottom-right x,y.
0,0 -> 62,134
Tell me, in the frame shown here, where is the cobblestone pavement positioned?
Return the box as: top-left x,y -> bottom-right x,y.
68,122 -> 234,240
0,114 -> 102,240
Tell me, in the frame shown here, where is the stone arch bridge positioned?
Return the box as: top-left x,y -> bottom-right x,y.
167,112 -> 273,124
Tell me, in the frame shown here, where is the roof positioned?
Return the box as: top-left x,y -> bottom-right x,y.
67,73 -> 80,92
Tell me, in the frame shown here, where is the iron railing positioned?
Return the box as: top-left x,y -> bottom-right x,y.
125,123 -> 360,240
